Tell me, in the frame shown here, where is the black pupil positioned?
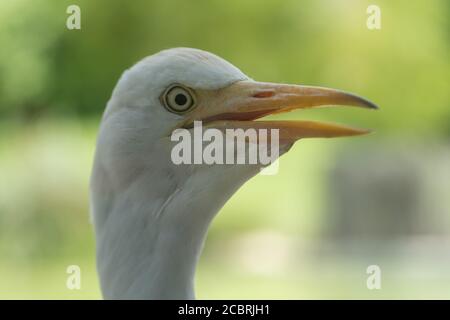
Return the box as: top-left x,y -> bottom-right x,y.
174,93 -> 188,106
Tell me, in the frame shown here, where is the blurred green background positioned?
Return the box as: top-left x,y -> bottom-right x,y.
1,0 -> 449,299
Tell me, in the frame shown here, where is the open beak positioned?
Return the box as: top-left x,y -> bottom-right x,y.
184,80 -> 378,144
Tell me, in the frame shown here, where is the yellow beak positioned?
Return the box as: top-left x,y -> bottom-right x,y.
183,80 -> 378,144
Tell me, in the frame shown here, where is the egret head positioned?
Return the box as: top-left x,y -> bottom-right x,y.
94,47 -> 376,198
90,47 -> 377,299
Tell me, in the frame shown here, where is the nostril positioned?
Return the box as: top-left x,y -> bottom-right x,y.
252,91 -> 275,98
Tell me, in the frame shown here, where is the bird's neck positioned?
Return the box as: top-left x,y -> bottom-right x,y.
95,186 -> 214,299
93,158 -> 242,299
141,209 -> 213,300
92,150 -> 259,299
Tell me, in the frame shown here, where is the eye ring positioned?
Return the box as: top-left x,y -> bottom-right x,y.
161,84 -> 196,114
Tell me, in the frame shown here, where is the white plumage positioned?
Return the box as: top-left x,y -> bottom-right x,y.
90,48 -> 376,299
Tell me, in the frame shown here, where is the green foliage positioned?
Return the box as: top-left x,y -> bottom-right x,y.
0,0 -> 448,136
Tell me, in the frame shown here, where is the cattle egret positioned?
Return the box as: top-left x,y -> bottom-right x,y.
90,48 -> 377,299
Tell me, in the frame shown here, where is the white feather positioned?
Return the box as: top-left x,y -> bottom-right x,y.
91,48 -> 259,299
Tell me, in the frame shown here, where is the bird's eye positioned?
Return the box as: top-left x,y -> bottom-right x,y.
162,85 -> 195,114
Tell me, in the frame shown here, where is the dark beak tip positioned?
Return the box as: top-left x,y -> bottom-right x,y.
343,91 -> 378,110
360,98 -> 379,110
367,102 -> 379,110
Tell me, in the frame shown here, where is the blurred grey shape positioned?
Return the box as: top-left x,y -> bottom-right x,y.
326,142 -> 450,239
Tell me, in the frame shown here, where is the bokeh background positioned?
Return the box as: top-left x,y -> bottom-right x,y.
1,0 -> 449,299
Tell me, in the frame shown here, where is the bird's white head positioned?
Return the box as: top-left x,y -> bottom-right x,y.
91,47 -> 376,299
